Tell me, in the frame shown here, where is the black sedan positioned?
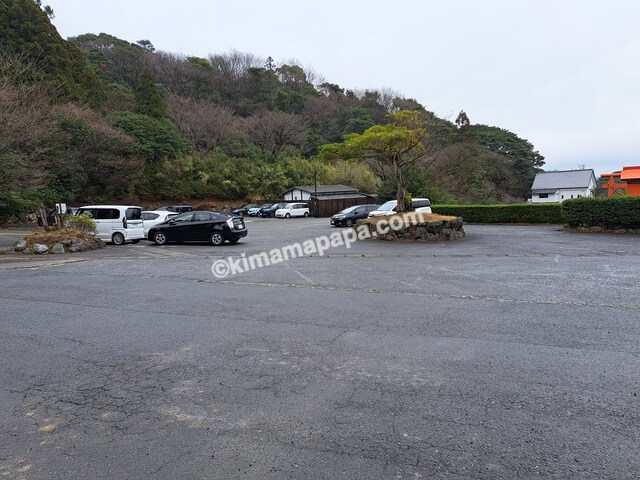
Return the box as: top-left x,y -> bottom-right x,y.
230,204 -> 257,216
330,204 -> 380,227
260,203 -> 287,217
148,211 -> 247,246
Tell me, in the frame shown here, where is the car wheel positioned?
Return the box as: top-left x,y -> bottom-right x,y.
153,231 -> 167,245
285,213 -> 291,218
112,232 -> 125,245
304,212 -> 309,217
210,232 -> 224,246
345,219 -> 353,227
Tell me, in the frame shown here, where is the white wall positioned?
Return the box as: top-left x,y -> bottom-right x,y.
284,189 -> 311,201
532,186 -> 593,203
557,188 -> 592,201
532,192 -> 560,203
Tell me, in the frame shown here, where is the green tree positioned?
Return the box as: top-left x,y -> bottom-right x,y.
108,111 -> 186,161
134,68 -> 166,118
0,0 -> 88,96
471,124 -> 545,196
343,108 -> 374,136
320,110 -> 430,212
78,65 -> 106,109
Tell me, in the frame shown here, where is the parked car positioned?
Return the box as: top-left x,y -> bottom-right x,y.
75,205 -> 145,245
260,203 -> 287,218
155,205 -> 193,213
368,199 -> 432,218
142,210 -> 177,237
247,204 -> 272,216
230,204 -> 257,216
148,211 -> 247,246
330,204 -> 380,227
275,203 -> 310,218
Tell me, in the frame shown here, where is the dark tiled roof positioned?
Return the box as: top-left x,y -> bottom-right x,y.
531,169 -> 595,191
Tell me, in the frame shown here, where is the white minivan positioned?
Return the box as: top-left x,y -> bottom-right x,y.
76,205 -> 145,245
275,203 -> 310,218
367,198 -> 432,218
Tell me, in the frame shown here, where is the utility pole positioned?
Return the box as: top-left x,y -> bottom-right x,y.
313,170 -> 318,217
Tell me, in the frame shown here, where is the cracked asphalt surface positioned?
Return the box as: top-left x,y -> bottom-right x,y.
1,219 -> 639,479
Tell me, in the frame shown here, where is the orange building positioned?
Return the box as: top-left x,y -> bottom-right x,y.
600,166 -> 640,196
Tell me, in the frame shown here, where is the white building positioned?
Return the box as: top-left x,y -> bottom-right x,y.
282,185 -> 363,201
530,169 -> 596,203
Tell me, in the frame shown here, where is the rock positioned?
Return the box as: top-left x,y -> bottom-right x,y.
14,240 -> 27,251
589,226 -> 603,233
50,243 -> 66,254
0,246 -> 14,254
362,215 -> 465,243
614,229 -> 627,234
89,238 -> 105,250
61,239 -> 73,246
33,243 -> 48,254
23,247 -> 32,254
69,238 -> 89,252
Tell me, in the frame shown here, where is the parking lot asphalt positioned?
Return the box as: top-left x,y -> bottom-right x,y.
1,218 -> 639,479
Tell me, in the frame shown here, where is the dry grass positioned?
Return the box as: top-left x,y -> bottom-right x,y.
24,228 -> 94,247
362,212 -> 458,225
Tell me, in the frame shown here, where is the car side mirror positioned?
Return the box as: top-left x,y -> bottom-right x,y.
169,220 -> 176,225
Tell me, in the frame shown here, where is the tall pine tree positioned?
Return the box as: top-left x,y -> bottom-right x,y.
134,69 -> 166,119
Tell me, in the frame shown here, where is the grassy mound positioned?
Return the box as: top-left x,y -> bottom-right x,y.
24,228 -> 95,248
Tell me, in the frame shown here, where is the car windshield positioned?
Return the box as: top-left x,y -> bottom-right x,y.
338,206 -> 358,214
378,201 -> 397,211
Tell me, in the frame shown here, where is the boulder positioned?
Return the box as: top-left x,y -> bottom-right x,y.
0,246 -> 14,254
14,240 -> 27,251
69,238 -> 90,252
89,238 -> 106,250
23,247 -> 32,254
33,243 -> 49,254
589,226 -> 603,233
50,243 -> 66,254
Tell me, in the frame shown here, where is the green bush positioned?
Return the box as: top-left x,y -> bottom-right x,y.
66,214 -> 97,233
562,197 -> 640,229
432,203 -> 563,224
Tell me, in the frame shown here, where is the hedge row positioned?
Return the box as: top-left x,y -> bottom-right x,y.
431,203 -> 563,224
562,196 -> 640,229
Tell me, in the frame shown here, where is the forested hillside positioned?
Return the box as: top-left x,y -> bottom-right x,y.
0,0 -> 545,221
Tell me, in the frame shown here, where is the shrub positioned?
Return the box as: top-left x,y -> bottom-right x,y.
432,203 -> 563,224
562,197 -> 640,229
66,214 -> 96,233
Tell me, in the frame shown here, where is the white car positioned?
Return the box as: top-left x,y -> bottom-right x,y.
75,205 -> 145,245
142,210 -> 177,237
367,198 -> 432,217
275,203 -> 310,218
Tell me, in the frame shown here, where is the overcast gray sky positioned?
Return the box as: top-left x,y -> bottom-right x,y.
47,0 -> 639,174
